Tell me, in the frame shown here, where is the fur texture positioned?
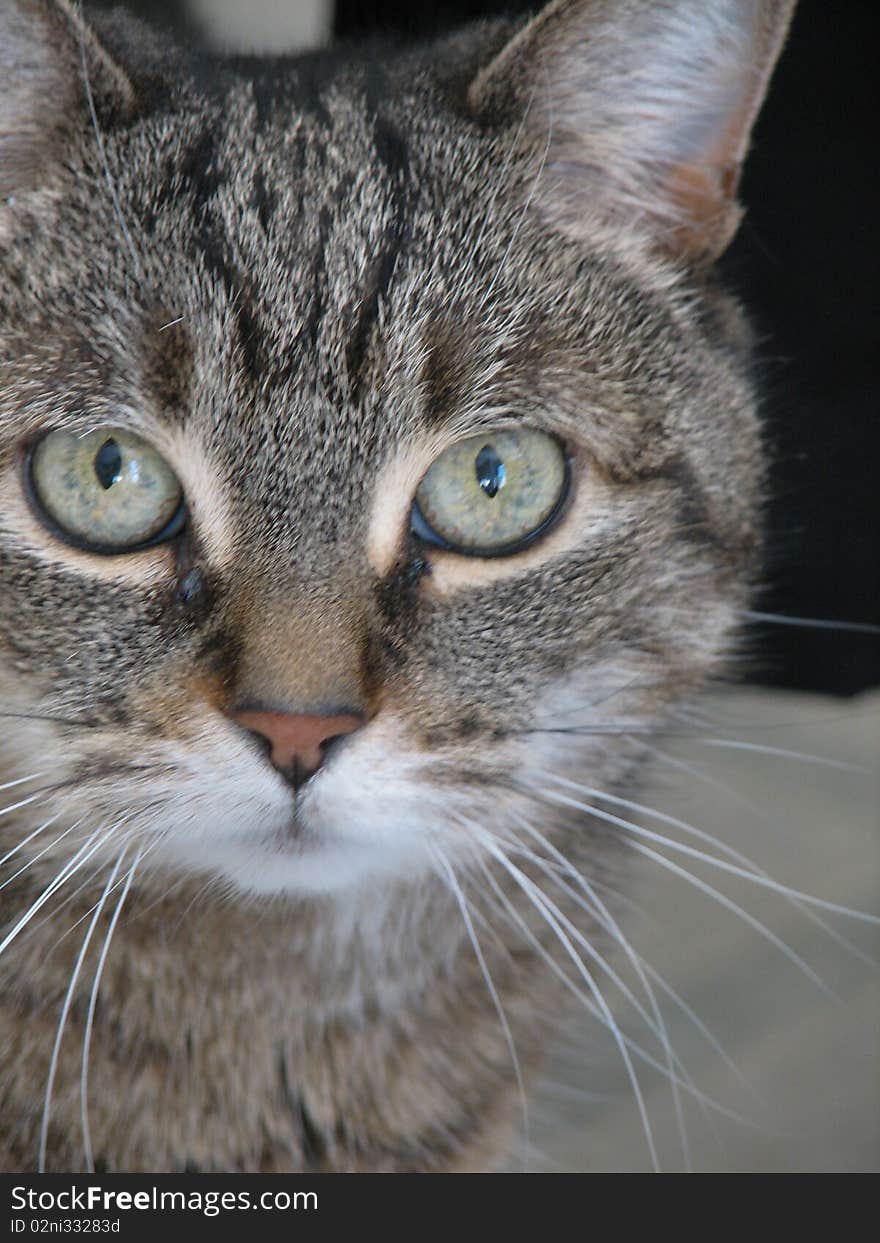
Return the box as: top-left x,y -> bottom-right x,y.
0,0 -> 793,1171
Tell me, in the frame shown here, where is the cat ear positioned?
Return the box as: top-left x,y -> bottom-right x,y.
469,0 -> 797,263
0,0 -> 135,199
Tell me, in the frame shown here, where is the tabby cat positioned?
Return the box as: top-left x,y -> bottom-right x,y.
0,0 -> 795,1171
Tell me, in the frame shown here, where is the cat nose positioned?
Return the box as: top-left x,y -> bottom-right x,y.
232,709 -> 363,788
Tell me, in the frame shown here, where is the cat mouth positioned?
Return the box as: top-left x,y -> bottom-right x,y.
279,799 -> 312,843
277,795 -> 346,853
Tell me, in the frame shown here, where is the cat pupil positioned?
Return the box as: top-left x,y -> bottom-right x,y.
475,445 -> 506,499
93,439 -> 123,490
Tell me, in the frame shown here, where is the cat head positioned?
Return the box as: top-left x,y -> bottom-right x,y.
0,0 -> 793,900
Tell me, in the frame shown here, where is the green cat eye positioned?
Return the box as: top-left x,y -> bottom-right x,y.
412,428 -> 569,556
27,427 -> 185,554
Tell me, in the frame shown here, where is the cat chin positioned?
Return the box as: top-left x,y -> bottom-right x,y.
158,827 -> 434,899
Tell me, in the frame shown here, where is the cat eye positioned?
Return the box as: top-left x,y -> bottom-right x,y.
412,428 -> 569,556
27,427 -> 185,554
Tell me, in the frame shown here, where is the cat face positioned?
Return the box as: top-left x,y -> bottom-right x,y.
0,0 -> 785,902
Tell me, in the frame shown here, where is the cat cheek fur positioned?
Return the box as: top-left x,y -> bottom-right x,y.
0,0 -> 797,1172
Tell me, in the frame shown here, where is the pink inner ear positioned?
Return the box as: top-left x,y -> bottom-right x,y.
663,157 -> 743,261
661,83 -> 766,260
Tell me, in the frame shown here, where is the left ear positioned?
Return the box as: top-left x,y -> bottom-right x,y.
0,0 -> 135,200
469,0 -> 797,264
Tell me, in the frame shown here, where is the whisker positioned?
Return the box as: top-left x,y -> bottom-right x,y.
538,784 -> 838,994
81,848 -> 142,1173
445,870 -> 521,968
0,825 -> 116,958
0,771 -> 47,795
0,816 -> 83,895
508,815 -> 756,1099
513,831 -> 759,1152
38,850 -> 127,1172
530,676 -> 662,729
0,791 -> 51,822
741,609 -> 880,636
470,847 -> 751,1125
0,711 -> 97,727
644,746 -> 879,971
429,846 -> 530,1142
473,831 -> 660,1171
46,828 -> 152,953
697,737 -> 871,774
639,837 -> 835,998
537,773 -> 880,926
513,722 -> 654,738
0,810 -> 66,875
497,822 -> 714,1160
525,855 -> 656,927
507,817 -> 695,1164
668,699 -> 875,736
495,826 -> 690,1082
27,859 -> 116,950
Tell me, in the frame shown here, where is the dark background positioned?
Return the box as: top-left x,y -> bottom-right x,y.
85,0 -> 879,696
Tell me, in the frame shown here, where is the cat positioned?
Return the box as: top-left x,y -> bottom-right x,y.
0,0 -> 798,1172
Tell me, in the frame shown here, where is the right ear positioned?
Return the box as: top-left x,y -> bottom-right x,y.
469,0 -> 797,264
0,0 -> 134,199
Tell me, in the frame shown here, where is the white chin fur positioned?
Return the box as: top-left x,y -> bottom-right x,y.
168,829 -> 434,898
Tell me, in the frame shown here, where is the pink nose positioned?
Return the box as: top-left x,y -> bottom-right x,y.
232,710 -> 363,786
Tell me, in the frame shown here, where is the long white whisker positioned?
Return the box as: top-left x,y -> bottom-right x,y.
698,736 -> 870,774
645,746 -> 879,970
50,834 -> 157,951
506,816 -> 694,1165
539,784 -> 836,995
470,848 -> 751,1125
507,814 -> 757,1101
0,825 -> 114,958
538,773 -> 880,926
449,871 -> 522,968
429,846 -> 530,1141
0,771 -> 47,795
38,849 -> 127,1171
741,609 -> 880,635
0,810 -> 66,875
495,825 -> 691,1089
475,832 -> 660,1171
515,850 -> 656,926
503,823 -> 713,1160
81,848 -> 142,1173
0,791 -> 51,822
0,817 -> 88,897
638,838 -> 835,998
28,859 -> 116,949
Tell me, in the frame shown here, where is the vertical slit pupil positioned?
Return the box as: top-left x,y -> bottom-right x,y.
94,439 -> 123,490
475,444 -> 505,499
